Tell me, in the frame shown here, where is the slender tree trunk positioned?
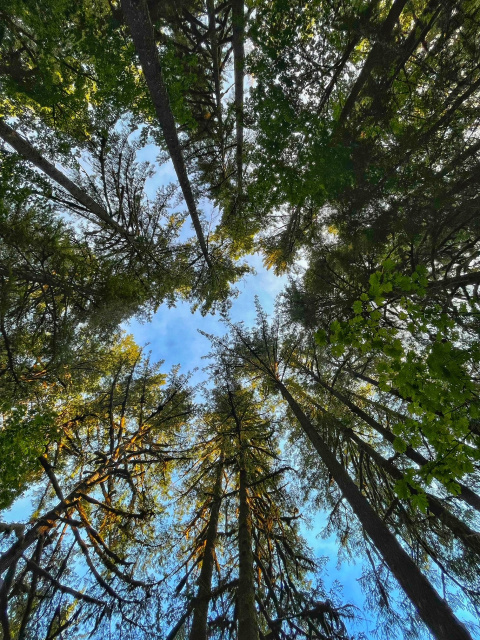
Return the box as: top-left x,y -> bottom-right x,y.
318,0 -> 382,113
302,365 -> 480,512
120,0 -> 212,267
189,453 -> 224,640
207,0 -> 226,179
231,0 -> 245,197
237,446 -> 259,640
0,463 -> 107,576
17,538 -> 44,640
275,379 -> 472,640
338,0 -> 409,126
382,0 -> 443,92
313,401 -> 480,557
0,118 -> 130,238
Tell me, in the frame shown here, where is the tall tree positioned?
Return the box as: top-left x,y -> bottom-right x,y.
204,308 -> 475,639
0,336 -> 194,638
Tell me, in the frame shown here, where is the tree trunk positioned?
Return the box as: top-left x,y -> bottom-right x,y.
303,365 -> 480,512
237,447 -> 259,640
276,379 -> 472,640
207,0 -> 226,179
338,0 -> 409,126
189,453 -> 224,640
231,0 -> 245,197
318,0 -> 381,113
120,0 -> 212,267
0,118 -> 130,238
0,463 -> 107,576
313,401 -> 480,557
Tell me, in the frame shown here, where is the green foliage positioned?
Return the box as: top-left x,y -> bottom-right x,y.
0,403 -> 57,509
319,262 -> 480,491
1,2 -> 480,638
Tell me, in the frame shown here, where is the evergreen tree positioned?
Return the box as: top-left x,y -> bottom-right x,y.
1,2 -> 480,638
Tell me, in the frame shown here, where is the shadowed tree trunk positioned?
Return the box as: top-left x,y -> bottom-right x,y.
120,0 -> 212,267
228,387 -> 259,640
207,0 -> 226,179
231,0 -> 244,198
237,444 -> 259,640
301,364 -> 480,512
338,0 -> 409,126
311,399 -> 480,557
275,378 -> 472,640
0,118 -> 130,238
189,452 -> 225,640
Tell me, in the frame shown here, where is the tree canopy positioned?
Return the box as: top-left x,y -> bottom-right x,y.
1,1 -> 479,638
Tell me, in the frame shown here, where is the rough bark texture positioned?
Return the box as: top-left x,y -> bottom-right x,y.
237,447 -> 259,640
189,454 -> 224,640
276,379 -> 472,640
120,0 -> 212,266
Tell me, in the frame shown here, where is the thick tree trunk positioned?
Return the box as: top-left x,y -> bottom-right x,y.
120,0 -> 212,267
237,448 -> 259,640
276,379 -> 472,640
303,365 -> 480,512
0,118 -> 129,238
189,454 -> 224,640
231,0 -> 245,197
338,0 -> 409,125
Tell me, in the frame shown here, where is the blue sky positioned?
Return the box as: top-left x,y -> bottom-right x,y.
126,251 -> 287,386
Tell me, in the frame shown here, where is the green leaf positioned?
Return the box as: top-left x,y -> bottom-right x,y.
393,437 -> 407,454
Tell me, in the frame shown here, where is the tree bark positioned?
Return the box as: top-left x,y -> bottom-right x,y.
120,0 -> 212,267
0,463 -> 107,576
313,401 -> 480,557
338,0 -> 409,126
0,118 -> 130,238
302,365 -> 480,512
231,0 -> 245,197
276,379 -> 472,640
207,0 -> 226,178
189,453 -> 224,640
237,446 -> 259,640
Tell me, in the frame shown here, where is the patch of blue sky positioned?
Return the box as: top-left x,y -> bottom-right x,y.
125,251 -> 286,387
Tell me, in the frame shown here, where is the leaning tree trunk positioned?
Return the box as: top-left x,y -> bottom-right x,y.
275,379 -> 472,640
338,0 -> 409,126
302,365 -> 480,512
312,400 -> 480,557
120,0 -> 212,267
0,464 -> 107,576
0,119 -> 130,238
189,453 -> 224,640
